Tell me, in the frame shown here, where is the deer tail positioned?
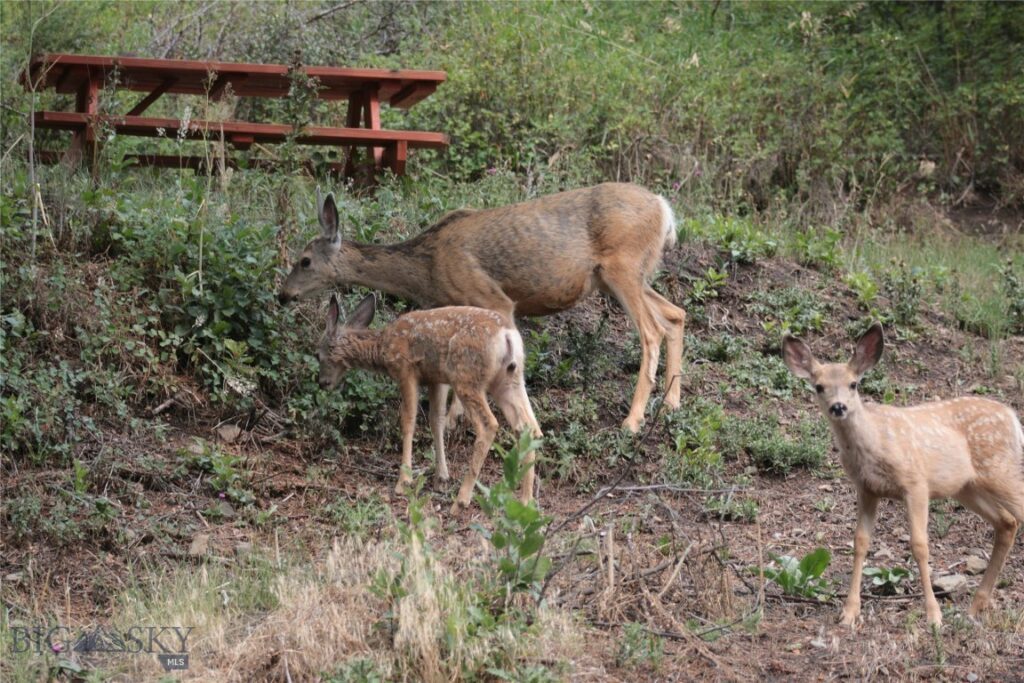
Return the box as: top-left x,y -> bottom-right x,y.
501,329 -> 525,375
657,195 -> 677,249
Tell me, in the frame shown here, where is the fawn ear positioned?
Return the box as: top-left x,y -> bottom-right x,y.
346,294 -> 376,329
782,335 -> 816,380
850,323 -> 884,376
318,190 -> 341,245
326,294 -> 341,334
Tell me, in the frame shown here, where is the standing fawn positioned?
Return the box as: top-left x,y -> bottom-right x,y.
783,323 -> 1024,627
281,183 -> 685,433
317,294 -> 543,510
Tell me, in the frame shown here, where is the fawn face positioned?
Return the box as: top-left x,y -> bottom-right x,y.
280,190 -> 346,305
317,294 -> 376,390
782,323 -> 884,421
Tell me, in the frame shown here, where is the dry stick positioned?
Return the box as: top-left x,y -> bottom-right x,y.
639,577 -> 727,671
306,0 -> 362,23
655,541 -> 694,601
595,483 -> 747,497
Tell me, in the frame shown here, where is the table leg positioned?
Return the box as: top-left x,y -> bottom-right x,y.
342,91 -> 364,180
65,74 -> 100,167
383,141 -> 407,176
362,87 -> 383,172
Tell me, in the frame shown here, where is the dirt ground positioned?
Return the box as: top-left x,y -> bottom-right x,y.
3,243 -> 1024,681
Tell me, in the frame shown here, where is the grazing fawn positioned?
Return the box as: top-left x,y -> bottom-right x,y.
317,294 -> 543,510
783,323 -> 1024,627
282,183 -> 685,433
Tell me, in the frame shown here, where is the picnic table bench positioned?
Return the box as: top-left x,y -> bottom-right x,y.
22,53 -> 448,179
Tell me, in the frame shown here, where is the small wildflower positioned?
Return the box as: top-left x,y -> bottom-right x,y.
486,167 -> 498,175
51,642 -> 63,653
218,492 -> 226,499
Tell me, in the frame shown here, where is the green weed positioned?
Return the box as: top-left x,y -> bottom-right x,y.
863,566 -> 911,596
616,622 -> 664,671
760,547 -> 833,600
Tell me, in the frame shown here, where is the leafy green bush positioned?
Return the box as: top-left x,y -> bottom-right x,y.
760,547 -> 833,600
704,493 -> 759,523
793,227 -> 842,272
1000,260 -> 1024,334
179,439 -> 255,506
749,287 -> 829,338
863,566 -> 911,596
883,259 -> 924,327
474,431 -> 552,607
663,398 -> 726,489
722,414 -> 829,475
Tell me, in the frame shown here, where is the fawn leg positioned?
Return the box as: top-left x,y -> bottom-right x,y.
443,385 -> 465,430
906,489 -> 942,626
427,383 -> 450,482
395,374 -> 419,495
842,490 -> 878,627
644,287 -> 686,410
956,487 -> 1019,616
452,390 -> 498,511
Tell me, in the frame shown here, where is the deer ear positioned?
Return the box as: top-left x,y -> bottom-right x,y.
318,191 -> 341,245
326,294 -> 341,334
782,335 -> 816,380
850,322 -> 884,376
346,294 -> 376,329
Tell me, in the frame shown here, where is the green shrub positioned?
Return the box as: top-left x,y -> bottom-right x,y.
722,414 -> 829,475
759,547 -> 833,600
616,622 -> 664,671
883,259 -> 924,328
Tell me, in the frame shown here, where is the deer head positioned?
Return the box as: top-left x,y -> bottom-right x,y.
279,189 -> 349,305
782,323 -> 884,421
317,293 -> 376,390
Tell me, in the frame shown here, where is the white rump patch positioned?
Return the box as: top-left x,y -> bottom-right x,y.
657,195 -> 677,249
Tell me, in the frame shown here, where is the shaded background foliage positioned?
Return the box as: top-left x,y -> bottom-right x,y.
1,0 -> 1022,465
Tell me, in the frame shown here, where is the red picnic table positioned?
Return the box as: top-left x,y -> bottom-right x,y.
22,53 -> 448,178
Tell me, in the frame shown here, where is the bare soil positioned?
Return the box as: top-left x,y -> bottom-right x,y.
3,244 -> 1023,682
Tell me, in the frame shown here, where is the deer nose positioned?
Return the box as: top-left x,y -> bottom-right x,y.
318,378 -> 330,389
829,403 -> 848,418
278,291 -> 292,305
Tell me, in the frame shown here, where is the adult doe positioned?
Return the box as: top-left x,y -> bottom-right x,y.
281,183 -> 685,433
317,294 -> 543,510
783,323 -> 1024,627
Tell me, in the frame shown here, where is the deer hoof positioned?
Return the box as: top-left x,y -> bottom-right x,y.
621,416 -> 643,433
839,610 -> 859,629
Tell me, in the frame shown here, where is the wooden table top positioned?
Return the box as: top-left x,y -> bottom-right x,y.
23,53 -> 446,109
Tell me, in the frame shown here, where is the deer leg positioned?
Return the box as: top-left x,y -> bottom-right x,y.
443,385 -> 465,430
427,383 -> 449,483
439,272 -> 516,430
601,275 -> 664,433
842,490 -> 878,628
955,487 -> 1019,616
905,489 -> 942,626
491,377 -> 543,504
644,286 -> 686,410
395,375 -> 419,495
452,390 -> 498,511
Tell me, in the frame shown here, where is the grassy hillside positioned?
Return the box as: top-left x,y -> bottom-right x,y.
2,2 -> 1023,681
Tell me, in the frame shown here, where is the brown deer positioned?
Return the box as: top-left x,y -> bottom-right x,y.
317,293 -> 543,510
280,183 -> 685,433
783,323 -> 1024,627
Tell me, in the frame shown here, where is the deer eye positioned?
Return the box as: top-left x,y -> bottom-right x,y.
849,382 -> 858,391
814,384 -> 824,394
300,257 -> 311,268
